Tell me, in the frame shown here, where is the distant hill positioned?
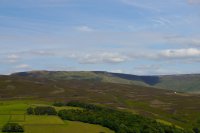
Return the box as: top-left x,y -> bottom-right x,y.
10,71 -> 200,93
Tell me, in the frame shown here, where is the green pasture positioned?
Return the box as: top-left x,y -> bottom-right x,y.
0,100 -> 114,133
31,103 -> 82,111
24,121 -> 114,133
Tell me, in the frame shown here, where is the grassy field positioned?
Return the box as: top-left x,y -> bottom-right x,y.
24,121 -> 114,133
0,100 -> 114,133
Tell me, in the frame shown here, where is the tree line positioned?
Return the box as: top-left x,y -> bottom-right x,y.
27,106 -> 57,115
57,101 -> 192,133
26,101 -> 198,133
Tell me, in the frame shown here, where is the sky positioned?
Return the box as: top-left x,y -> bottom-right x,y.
0,0 -> 200,75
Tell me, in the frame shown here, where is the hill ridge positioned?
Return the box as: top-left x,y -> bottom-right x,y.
8,70 -> 200,93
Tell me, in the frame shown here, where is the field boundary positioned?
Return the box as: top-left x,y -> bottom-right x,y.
24,124 -> 66,126
0,113 -> 26,122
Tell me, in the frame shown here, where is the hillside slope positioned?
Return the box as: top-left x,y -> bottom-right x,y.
11,71 -> 200,93
157,74 -> 200,93
0,74 -> 200,129
11,71 -> 151,87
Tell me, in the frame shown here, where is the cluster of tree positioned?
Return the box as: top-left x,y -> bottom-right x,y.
192,119 -> 200,133
2,123 -> 24,132
66,101 -> 105,110
53,102 -> 65,107
193,122 -> 200,133
54,101 -> 105,111
193,127 -> 200,133
27,106 -> 57,115
58,101 -> 191,133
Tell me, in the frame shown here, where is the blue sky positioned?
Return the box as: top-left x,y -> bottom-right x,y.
0,0 -> 200,75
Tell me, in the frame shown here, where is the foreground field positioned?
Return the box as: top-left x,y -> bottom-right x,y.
24,120 -> 114,133
0,100 -> 114,133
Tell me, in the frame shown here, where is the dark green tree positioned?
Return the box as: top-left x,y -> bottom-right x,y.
27,107 -> 34,115
2,123 -> 24,132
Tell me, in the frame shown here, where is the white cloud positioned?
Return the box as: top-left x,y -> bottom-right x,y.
15,64 -> 30,69
75,26 -> 94,32
110,69 -> 124,73
133,64 -> 184,75
159,48 -> 200,58
164,35 -> 200,46
127,47 -> 200,63
7,54 -> 19,60
134,64 -> 161,70
29,50 -> 55,56
72,53 -> 129,64
134,67 -> 183,75
7,54 -> 20,63
151,17 -> 172,27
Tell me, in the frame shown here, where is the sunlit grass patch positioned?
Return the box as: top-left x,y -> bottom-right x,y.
9,114 -> 26,122
0,115 -> 10,127
157,119 -> 183,129
22,116 -> 64,125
